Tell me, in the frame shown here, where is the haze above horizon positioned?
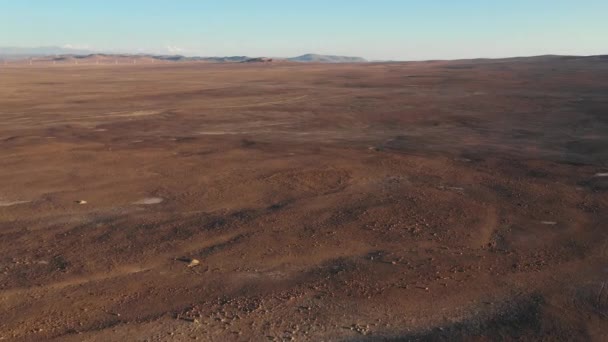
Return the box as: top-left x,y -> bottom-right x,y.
1,0 -> 606,61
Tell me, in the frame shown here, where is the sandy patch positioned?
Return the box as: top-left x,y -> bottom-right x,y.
0,200 -> 30,207
133,197 -> 164,205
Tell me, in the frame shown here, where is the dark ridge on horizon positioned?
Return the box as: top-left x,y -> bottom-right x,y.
0,46 -> 368,64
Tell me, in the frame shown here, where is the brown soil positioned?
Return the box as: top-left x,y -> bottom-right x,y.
0,59 -> 607,341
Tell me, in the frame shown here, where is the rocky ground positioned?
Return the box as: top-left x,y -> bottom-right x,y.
0,58 -> 607,341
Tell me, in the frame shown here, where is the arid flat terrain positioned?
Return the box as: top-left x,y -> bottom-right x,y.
1,58 -> 607,341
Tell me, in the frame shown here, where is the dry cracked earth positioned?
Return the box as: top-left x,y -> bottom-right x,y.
0,57 -> 607,341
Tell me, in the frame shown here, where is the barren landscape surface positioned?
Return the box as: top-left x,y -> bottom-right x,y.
1,58 -> 607,341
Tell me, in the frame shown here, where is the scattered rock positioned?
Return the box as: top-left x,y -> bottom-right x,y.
178,257 -> 201,268
180,317 -> 200,323
76,200 -> 87,205
541,221 -> 557,225
347,324 -> 370,335
595,173 -> 608,177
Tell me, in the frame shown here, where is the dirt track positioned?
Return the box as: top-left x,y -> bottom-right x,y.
0,58 -> 607,341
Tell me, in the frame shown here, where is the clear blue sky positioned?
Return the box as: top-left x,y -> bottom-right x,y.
1,0 -> 606,60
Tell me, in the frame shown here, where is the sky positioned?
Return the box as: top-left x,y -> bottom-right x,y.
0,0 -> 606,60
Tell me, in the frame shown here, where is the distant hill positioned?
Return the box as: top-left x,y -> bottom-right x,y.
172,56 -> 251,63
0,47 -> 369,64
3,48 -> 606,65
243,57 -> 276,63
200,56 -> 251,63
288,54 -> 367,63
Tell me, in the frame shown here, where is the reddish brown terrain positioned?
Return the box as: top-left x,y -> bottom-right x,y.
0,57 -> 607,341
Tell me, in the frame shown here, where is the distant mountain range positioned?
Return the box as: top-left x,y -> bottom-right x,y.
0,46 -> 368,63
6,47 -> 603,64
287,54 -> 367,63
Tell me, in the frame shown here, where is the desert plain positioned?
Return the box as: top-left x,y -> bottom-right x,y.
0,57 -> 607,341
